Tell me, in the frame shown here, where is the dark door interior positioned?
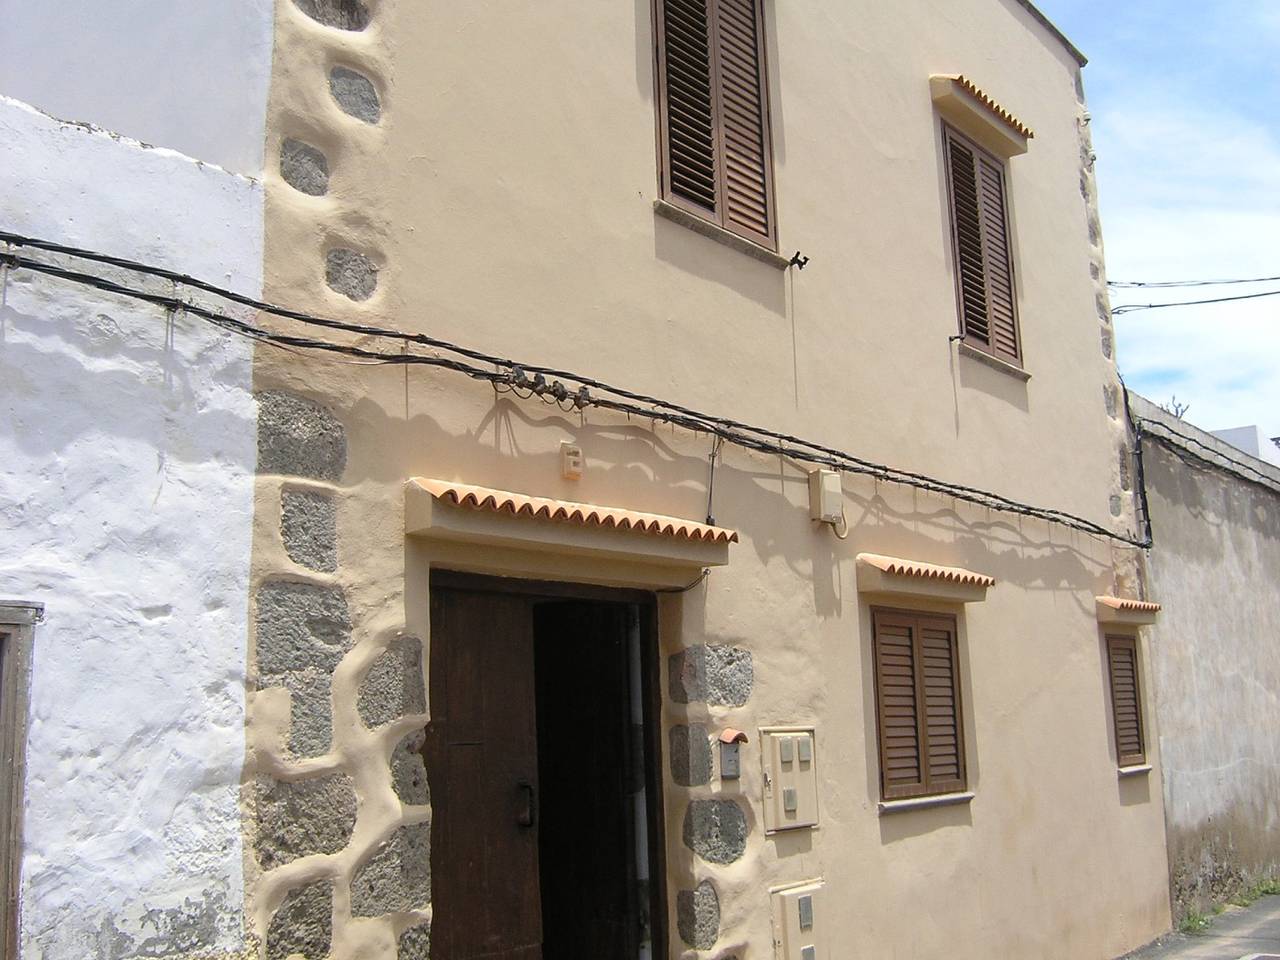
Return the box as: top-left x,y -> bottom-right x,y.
425,576 -> 661,960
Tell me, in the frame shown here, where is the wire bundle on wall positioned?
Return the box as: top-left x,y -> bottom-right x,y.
0,228 -> 1150,549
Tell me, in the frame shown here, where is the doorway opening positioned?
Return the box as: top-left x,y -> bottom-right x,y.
426,573 -> 666,960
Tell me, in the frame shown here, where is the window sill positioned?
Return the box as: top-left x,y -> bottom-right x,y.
878,791 -> 975,816
653,199 -> 790,270
957,340 -> 1031,382
1118,764 -> 1151,779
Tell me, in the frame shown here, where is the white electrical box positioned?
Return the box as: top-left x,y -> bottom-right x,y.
771,879 -> 827,960
561,441 -> 584,480
761,728 -> 819,832
808,469 -> 842,523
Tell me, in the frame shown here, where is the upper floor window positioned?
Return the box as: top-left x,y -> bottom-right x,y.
1105,634 -> 1147,768
943,125 -> 1022,365
654,0 -> 778,250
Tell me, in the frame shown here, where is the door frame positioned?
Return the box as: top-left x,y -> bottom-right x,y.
429,569 -> 670,958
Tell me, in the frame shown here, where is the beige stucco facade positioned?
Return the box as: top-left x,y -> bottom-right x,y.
243,1 -> 1172,958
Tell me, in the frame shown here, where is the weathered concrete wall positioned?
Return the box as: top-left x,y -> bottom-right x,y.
0,0 -> 274,176
1133,395 -> 1280,917
0,95 -> 264,956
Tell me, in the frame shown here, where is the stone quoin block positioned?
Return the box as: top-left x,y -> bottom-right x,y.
292,0 -> 370,30
1100,327 -> 1114,360
683,799 -> 747,865
1104,384 -> 1119,418
279,138 -> 330,197
281,489 -> 337,572
329,66 -> 381,124
266,878 -> 333,960
668,644 -> 754,706
325,247 -> 379,301
669,723 -> 712,787
256,391 -> 348,482
256,581 -> 353,756
398,922 -> 431,960
391,728 -> 431,806
351,821 -> 432,917
358,637 -> 427,729
677,879 -> 720,950
255,773 -> 357,871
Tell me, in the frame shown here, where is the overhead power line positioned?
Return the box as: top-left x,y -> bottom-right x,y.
1111,287 -> 1280,315
1109,274 -> 1280,289
0,228 -> 1149,549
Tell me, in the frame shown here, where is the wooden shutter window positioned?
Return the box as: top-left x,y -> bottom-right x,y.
944,126 -> 1021,363
872,610 -> 967,800
656,0 -> 777,249
1106,635 -> 1146,767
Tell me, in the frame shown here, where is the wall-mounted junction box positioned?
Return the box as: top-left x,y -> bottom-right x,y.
808,469 -> 842,524
761,727 -> 819,832
771,879 -> 827,960
561,441 -> 584,480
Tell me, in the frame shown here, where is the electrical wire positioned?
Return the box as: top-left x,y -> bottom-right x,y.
0,231 -> 1151,548
1112,288 -> 1280,314
1133,416 -> 1280,491
1110,274 -> 1280,289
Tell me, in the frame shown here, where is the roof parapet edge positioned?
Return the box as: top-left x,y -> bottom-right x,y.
1011,0 -> 1088,66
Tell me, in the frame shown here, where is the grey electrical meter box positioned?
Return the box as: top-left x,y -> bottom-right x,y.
719,728 -> 748,780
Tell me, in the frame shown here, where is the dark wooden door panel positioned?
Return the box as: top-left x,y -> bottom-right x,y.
427,588 -> 542,960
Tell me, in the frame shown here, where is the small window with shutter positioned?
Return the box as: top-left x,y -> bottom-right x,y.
1106,634 -> 1146,768
943,125 -> 1022,365
871,609 -> 968,801
654,0 -> 778,250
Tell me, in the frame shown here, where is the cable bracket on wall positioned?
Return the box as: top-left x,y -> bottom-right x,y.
789,251 -> 810,271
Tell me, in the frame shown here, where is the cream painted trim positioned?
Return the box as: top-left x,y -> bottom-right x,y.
957,341 -> 1032,381
1118,764 -> 1152,779
931,75 -> 1030,159
856,554 -> 993,604
1096,596 -> 1161,626
653,200 -> 791,270
404,479 -> 732,570
878,791 -> 975,815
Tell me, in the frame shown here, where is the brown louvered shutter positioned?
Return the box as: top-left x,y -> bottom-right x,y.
919,616 -> 966,794
656,0 -> 777,249
873,613 -> 925,800
873,610 -> 967,800
1106,635 -> 1146,767
944,126 -> 1021,364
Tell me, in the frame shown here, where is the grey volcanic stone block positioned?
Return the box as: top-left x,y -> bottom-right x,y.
1100,326 -> 1114,359
292,0 -> 370,30
256,773 -> 357,871
330,66 -> 381,124
351,821 -> 432,917
280,138 -> 330,197
1104,384 -> 1119,418
281,490 -> 337,572
325,248 -> 378,301
669,644 -> 753,706
669,723 -> 712,787
358,637 -> 427,729
683,799 -> 747,865
676,879 -> 720,949
257,581 -> 353,756
257,391 -> 347,482
398,922 -> 431,960
266,879 -> 333,960
391,728 -> 430,806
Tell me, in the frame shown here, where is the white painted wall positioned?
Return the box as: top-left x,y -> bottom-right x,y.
0,97 -> 262,957
0,0 -> 274,175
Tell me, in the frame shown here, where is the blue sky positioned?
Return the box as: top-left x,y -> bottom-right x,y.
1035,0 -> 1280,462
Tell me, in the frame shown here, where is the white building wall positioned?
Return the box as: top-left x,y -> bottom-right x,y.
0,0 -> 275,176
0,92 -> 264,957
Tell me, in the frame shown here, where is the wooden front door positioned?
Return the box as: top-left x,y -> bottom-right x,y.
426,587 -> 543,960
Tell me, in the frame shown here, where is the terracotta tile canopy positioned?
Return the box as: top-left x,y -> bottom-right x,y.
1096,596 -> 1162,614
415,479 -> 739,544
857,553 -> 996,589
948,74 -> 1035,139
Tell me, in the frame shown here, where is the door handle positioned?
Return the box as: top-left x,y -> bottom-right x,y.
516,779 -> 536,829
